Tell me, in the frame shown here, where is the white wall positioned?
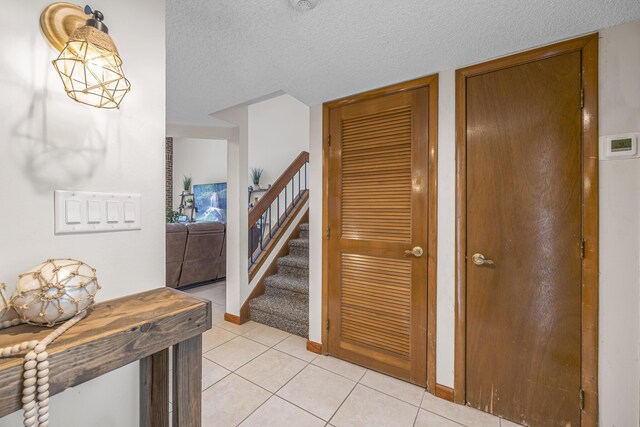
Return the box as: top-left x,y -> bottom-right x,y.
212,106 -> 249,316
248,94 -> 310,186
598,21 -> 640,427
0,0 -> 165,425
308,20 -> 640,426
435,70 -> 456,387
308,105 -> 323,344
172,138 -> 227,210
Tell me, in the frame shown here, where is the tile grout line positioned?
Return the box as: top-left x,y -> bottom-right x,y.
201,328 -> 239,354
412,403 -> 421,427
199,358 -> 233,395
240,329 -> 292,348
207,336 -> 271,372
259,366 -> 328,425
415,393 -> 469,427
204,323 -> 285,356
419,392 -> 456,426
308,359 -> 365,384
233,381 -> 273,427
354,369 -> 427,407
326,377 -> 359,425
420,406 -> 471,426
356,381 -> 424,409
267,338 -> 317,395
232,352 -> 310,394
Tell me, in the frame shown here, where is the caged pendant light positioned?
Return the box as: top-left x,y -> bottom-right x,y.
42,3 -> 131,109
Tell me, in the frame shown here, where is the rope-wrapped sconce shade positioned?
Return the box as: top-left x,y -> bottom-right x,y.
45,4 -> 131,109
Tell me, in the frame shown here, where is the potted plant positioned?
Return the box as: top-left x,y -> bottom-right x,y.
182,175 -> 192,194
250,168 -> 264,190
166,207 -> 180,223
185,198 -> 194,208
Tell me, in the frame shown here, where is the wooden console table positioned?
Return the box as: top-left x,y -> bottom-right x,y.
0,288 -> 211,427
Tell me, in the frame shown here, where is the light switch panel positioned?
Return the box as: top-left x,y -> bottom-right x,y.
55,190 -> 142,234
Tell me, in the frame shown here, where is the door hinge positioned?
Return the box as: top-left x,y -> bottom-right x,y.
580,88 -> 584,109
580,389 -> 585,410
327,134 -> 331,147
580,239 -> 586,259
325,319 -> 330,331
326,226 -> 330,240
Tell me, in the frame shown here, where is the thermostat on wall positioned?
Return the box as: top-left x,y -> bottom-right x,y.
600,133 -> 639,160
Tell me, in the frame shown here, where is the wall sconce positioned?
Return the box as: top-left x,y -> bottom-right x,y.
40,3 -> 131,109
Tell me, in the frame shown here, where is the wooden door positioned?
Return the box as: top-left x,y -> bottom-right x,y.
464,52 -> 583,425
326,84 -> 430,385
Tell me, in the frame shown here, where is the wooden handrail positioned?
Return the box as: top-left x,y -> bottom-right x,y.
248,151 -> 309,228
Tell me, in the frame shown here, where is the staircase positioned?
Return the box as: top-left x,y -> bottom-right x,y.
249,223 -> 309,337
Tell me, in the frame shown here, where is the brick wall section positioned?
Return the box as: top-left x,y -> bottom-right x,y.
165,137 -> 173,211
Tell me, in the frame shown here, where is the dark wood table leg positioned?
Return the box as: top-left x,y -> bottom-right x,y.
172,335 -> 202,427
140,348 -> 170,427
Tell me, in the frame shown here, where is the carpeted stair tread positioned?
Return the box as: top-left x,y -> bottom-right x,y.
278,255 -> 309,270
288,238 -> 309,257
299,223 -> 309,231
250,310 -> 308,337
249,293 -> 308,325
265,274 -> 309,295
288,238 -> 309,248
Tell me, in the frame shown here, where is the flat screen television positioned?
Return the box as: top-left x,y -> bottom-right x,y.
194,182 -> 227,223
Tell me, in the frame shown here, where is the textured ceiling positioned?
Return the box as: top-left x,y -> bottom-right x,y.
167,0 -> 640,125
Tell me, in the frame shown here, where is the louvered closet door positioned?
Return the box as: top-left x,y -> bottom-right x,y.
327,88 -> 428,385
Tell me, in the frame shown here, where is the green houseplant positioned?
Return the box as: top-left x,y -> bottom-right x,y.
182,175 -> 192,194
250,168 -> 264,189
166,207 -> 180,223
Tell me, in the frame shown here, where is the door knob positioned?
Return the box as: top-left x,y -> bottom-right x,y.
405,247 -> 424,257
472,253 -> 494,266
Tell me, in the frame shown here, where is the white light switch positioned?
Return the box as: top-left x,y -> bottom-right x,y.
107,201 -> 120,223
87,200 -> 102,224
65,200 -> 82,224
124,201 -> 136,223
55,191 -> 142,234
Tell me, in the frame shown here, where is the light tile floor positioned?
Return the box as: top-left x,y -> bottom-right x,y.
181,281 -> 520,427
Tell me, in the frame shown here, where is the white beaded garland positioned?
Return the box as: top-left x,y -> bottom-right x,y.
11,311 -> 87,427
